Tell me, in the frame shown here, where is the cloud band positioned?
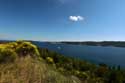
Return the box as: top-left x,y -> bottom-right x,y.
69,16 -> 84,22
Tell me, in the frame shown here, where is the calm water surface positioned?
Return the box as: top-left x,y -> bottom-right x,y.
34,42 -> 125,68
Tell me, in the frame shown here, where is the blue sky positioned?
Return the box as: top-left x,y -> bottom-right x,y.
0,0 -> 125,41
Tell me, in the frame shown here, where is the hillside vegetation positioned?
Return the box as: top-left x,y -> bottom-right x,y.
0,41 -> 125,83
0,41 -> 81,83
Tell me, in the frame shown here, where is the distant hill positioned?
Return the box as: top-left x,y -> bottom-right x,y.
61,41 -> 125,47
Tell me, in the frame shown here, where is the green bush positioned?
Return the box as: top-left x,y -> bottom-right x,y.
0,48 -> 17,63
0,41 -> 40,63
46,57 -> 54,64
15,41 -> 40,57
75,71 -> 89,80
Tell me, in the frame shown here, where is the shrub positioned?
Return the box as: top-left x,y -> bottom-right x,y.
15,41 -> 40,57
77,72 -> 89,80
0,41 -> 40,63
8,42 -> 18,49
96,65 -> 108,77
0,48 -> 17,63
46,57 -> 54,64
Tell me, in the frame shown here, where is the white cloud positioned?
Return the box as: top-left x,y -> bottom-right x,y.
69,16 -> 84,22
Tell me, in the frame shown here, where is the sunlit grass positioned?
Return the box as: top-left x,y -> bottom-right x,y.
0,56 -> 81,83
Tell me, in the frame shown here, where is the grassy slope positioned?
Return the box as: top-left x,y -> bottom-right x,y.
0,56 -> 81,83
0,41 -> 81,83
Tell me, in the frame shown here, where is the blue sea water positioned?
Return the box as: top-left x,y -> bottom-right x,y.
33,42 -> 125,68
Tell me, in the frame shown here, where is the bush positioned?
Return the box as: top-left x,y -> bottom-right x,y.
73,70 -> 90,81
16,41 -> 40,57
0,41 -> 41,63
76,71 -> 89,80
0,48 -> 17,63
46,57 -> 54,64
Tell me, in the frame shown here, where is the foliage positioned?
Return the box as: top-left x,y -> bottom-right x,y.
95,64 -> 108,77
46,57 -> 54,64
0,41 -> 40,57
39,48 -> 125,83
0,48 -> 17,63
15,41 -> 40,57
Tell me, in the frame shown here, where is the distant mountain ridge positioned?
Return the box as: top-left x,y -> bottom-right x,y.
1,40 -> 125,47
60,41 -> 125,47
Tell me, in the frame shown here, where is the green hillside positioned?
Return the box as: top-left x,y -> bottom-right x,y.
0,41 -> 125,83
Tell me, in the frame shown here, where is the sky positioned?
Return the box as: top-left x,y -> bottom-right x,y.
0,0 -> 125,41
